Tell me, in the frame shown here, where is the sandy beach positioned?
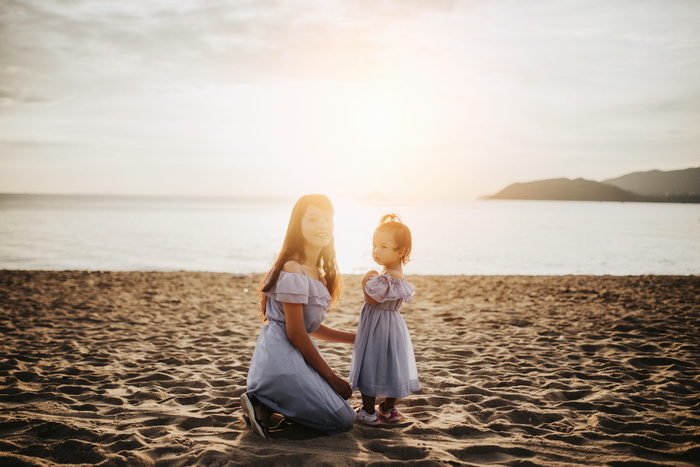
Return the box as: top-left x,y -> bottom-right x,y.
0,270 -> 698,466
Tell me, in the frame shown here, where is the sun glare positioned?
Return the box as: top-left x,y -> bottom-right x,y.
193,80 -> 430,200
317,83 -> 412,158
346,90 -> 406,148
308,82 -> 420,198
332,196 -> 387,274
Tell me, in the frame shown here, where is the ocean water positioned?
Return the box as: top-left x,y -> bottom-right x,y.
0,194 -> 698,275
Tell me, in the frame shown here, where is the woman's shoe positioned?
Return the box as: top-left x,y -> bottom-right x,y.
355,408 -> 381,426
378,402 -> 401,422
241,393 -> 269,438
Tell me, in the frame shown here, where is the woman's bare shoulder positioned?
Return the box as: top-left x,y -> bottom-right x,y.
282,260 -> 303,274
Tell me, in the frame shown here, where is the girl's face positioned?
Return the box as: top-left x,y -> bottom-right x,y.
301,204 -> 334,249
372,229 -> 405,268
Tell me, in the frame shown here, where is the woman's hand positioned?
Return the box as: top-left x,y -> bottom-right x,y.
283,302 -> 353,398
328,374 -> 353,400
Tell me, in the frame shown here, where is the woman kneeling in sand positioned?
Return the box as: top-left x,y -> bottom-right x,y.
241,194 -> 357,437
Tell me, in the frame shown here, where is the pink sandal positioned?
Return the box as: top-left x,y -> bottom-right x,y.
378,402 -> 401,422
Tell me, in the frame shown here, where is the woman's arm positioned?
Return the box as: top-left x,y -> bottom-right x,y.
311,324 -> 355,344
283,302 -> 352,399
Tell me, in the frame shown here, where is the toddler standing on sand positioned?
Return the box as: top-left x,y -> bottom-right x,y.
349,214 -> 420,425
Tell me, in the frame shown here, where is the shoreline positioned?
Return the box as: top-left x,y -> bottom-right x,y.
1,271 -> 699,465
2,268 -> 699,276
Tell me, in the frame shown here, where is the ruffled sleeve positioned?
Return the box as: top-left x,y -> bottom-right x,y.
263,271 -> 332,308
365,274 -> 415,303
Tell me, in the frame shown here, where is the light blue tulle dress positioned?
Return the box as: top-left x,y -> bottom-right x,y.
349,274 -> 420,398
246,271 -> 356,435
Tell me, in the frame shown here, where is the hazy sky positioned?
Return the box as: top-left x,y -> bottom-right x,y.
1,0 -> 699,200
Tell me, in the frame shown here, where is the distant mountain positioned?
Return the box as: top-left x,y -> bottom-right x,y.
486,178 -> 642,202
602,167 -> 700,198
485,167 -> 700,203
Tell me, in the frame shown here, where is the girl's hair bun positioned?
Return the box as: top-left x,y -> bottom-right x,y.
379,213 -> 402,225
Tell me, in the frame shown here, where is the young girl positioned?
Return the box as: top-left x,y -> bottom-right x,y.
241,194 -> 357,437
349,214 -> 420,425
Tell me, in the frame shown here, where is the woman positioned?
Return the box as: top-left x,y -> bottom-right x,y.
241,194 -> 356,437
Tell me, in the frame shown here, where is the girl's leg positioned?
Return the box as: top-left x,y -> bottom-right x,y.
361,394 -> 377,414
379,397 -> 402,422
383,397 -> 398,410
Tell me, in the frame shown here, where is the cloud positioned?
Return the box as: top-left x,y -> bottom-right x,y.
1,0 -> 699,199
0,85 -> 56,105
0,139 -> 79,149
0,0 -> 462,99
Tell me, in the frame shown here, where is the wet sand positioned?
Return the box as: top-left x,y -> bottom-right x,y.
1,271 -> 699,466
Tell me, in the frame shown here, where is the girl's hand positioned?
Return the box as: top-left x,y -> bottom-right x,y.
362,270 -> 379,286
362,270 -> 380,305
328,374 -> 352,400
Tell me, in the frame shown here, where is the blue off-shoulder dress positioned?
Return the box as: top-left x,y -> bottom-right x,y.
349,274 -> 420,398
246,271 -> 356,435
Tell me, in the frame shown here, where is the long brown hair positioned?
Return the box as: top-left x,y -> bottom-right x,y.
258,194 -> 342,320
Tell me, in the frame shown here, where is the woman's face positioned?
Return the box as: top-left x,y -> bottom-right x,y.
300,204 -> 334,249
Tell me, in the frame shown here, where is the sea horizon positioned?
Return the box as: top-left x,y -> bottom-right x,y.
1,193 -> 698,276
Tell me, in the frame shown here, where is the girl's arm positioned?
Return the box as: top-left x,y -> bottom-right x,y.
283,302 -> 352,399
362,270 -> 379,305
311,324 -> 355,344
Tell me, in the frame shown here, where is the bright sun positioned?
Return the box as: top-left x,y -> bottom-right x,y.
312,82 -> 414,186
346,90 -> 406,148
